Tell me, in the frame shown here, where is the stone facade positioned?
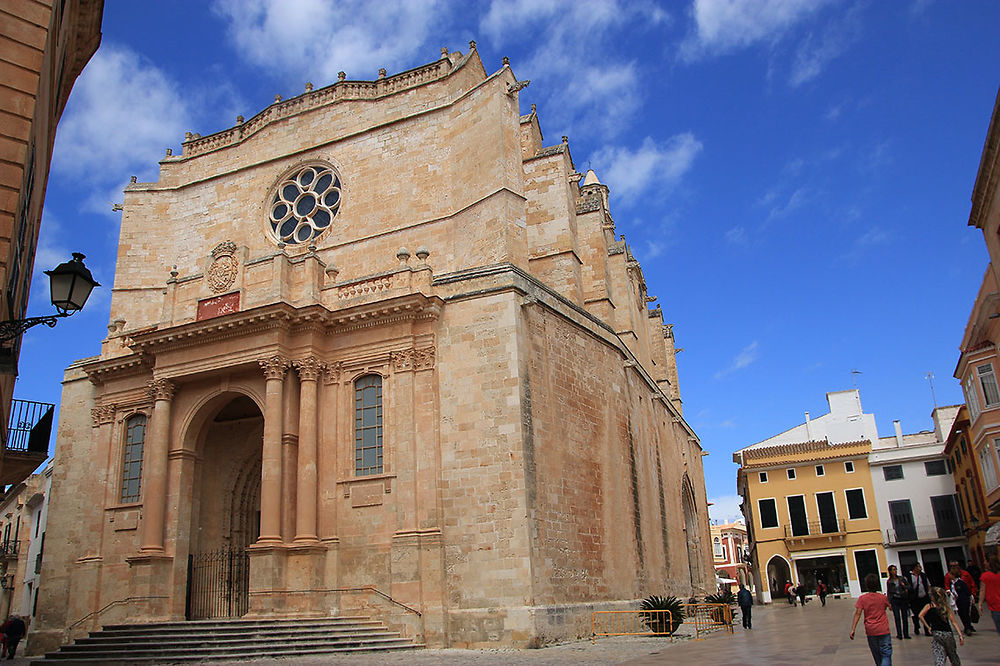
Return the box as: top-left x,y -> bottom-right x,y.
30,44 -> 713,652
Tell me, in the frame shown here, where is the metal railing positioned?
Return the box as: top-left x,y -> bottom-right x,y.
783,519 -> 846,539
681,603 -> 734,640
5,399 -> 54,453
0,540 -> 18,558
593,610 -> 675,643
885,523 -> 964,543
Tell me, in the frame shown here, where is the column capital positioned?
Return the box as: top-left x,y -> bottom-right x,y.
259,355 -> 290,380
148,378 -> 176,402
323,361 -> 343,385
293,356 -> 326,381
91,403 -> 117,427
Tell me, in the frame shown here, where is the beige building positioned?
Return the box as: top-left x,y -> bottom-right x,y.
0,464 -> 51,622
955,86 -> 1000,565
710,520 -> 750,590
735,391 -> 887,602
31,44 -> 713,652
0,1 -> 103,488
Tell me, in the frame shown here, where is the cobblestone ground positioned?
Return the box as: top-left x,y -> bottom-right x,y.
14,597 -> 1000,665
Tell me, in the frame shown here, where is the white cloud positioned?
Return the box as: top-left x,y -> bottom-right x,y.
590,133 -> 703,207
715,340 -> 760,379
683,0 -> 832,59
843,226 -> 890,263
725,225 -> 747,245
709,494 -> 745,524
766,186 -> 808,222
788,5 -> 861,87
212,0 -> 446,82
53,45 -> 190,184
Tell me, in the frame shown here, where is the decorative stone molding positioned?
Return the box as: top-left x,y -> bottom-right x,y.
258,355 -> 290,380
207,241 -> 239,293
323,362 -> 343,385
147,378 -> 176,402
91,404 -> 117,427
575,194 -> 602,214
293,357 -> 326,381
391,346 -> 436,372
338,275 -> 393,300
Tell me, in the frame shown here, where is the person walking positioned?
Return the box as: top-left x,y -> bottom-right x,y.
0,615 -> 25,659
886,565 -> 911,639
906,563 -> 932,636
817,579 -> 829,607
850,573 -> 893,666
948,561 -> 975,636
797,583 -> 808,607
784,581 -> 796,606
737,583 -> 753,629
919,586 -> 964,665
979,557 -> 1000,635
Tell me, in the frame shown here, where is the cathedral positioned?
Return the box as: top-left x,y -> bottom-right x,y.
31,43 -> 713,651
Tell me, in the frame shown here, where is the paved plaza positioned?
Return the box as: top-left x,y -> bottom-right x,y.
12,597 -> 1000,664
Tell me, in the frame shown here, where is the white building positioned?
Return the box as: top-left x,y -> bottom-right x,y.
869,406 -> 968,587
744,389 -> 880,450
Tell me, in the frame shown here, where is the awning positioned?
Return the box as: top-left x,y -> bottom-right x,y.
716,576 -> 738,584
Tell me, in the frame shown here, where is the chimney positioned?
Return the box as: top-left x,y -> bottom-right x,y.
805,412 -> 811,440
893,420 -> 903,448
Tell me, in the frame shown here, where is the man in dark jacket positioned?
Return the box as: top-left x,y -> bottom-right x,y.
905,563 -> 932,636
737,583 -> 753,629
1,615 -> 25,659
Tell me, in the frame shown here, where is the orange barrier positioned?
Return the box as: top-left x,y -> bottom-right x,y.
592,610 -> 675,643
680,603 -> 734,640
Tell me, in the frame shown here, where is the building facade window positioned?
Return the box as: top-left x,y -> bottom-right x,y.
883,465 -> 904,481
815,465 -> 825,476
120,414 -> 147,503
354,374 -> 384,476
978,363 -> 1000,407
786,468 -> 796,480
981,442 -> 999,490
845,488 -> 867,520
924,460 -> 947,476
713,537 -> 723,558
759,471 -> 768,483
758,498 -> 778,529
965,375 -> 982,422
845,461 -> 855,473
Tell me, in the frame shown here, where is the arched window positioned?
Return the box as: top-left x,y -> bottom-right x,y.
713,536 -> 723,558
354,375 -> 383,476
120,414 -> 147,503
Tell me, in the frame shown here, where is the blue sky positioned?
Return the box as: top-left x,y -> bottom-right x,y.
18,1 -> 1000,521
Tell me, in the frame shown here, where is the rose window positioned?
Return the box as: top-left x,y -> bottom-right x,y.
268,165 -> 342,244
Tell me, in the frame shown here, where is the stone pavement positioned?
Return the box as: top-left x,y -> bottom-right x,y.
15,598 -> 1000,664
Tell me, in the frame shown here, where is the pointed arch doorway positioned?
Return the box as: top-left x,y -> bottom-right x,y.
185,394 -> 263,619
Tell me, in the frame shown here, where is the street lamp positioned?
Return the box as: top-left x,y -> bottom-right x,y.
0,253 -> 100,341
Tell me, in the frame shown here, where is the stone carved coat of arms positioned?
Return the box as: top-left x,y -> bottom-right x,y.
207,241 -> 239,293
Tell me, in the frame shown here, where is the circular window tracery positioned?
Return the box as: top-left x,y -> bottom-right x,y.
268,165 -> 342,245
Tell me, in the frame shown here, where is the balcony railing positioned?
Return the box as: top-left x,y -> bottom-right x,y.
885,523 -> 964,544
0,540 -> 18,559
783,519 -> 847,540
4,399 -> 54,454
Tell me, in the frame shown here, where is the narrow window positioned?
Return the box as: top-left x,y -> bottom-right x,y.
713,537 -> 723,558
759,471 -> 768,483
965,375 -> 981,421
977,363 -> 1000,407
883,465 -> 904,481
844,461 -> 855,473
845,488 -> 867,520
786,468 -> 796,480
120,414 -> 147,503
980,443 -> 999,490
815,465 -> 825,477
758,498 -> 778,529
354,375 -> 383,476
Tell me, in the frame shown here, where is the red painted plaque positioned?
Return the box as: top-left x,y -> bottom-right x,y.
196,292 -> 240,321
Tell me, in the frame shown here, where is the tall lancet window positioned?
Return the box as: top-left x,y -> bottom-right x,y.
355,375 -> 383,476
121,414 -> 147,503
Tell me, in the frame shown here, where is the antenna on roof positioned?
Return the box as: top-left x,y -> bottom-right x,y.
926,372 -> 938,408
851,369 -> 862,388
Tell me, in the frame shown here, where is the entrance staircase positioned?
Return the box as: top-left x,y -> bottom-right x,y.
30,616 -> 424,663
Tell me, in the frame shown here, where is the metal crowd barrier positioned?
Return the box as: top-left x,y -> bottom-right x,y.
592,609 -> 675,643
680,602 -> 734,639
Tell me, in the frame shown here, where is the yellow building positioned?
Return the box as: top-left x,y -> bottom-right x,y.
736,438 -> 886,602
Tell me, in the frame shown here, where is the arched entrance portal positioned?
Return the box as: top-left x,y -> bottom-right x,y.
186,395 -> 263,619
766,555 -> 792,598
682,477 -> 704,592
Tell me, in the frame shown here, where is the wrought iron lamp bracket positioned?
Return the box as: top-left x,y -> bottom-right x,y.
0,312 -> 71,342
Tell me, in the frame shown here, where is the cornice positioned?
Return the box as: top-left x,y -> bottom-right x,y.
84,353 -> 153,386
969,87 -> 1000,230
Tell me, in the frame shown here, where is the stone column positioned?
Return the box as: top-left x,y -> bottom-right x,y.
258,356 -> 289,545
293,357 -> 324,544
140,379 -> 175,554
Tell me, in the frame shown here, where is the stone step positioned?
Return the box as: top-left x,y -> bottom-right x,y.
74,626 -> 390,646
99,615 -> 372,632
60,631 -> 405,653
31,642 -> 425,664
89,621 -> 384,640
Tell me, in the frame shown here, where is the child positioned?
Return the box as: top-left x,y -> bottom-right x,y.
850,573 -> 892,666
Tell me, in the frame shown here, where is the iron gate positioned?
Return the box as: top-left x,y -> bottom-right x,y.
186,546 -> 250,619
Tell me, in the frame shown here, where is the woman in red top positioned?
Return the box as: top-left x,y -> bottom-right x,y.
850,573 -> 893,666
980,557 -> 1000,635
